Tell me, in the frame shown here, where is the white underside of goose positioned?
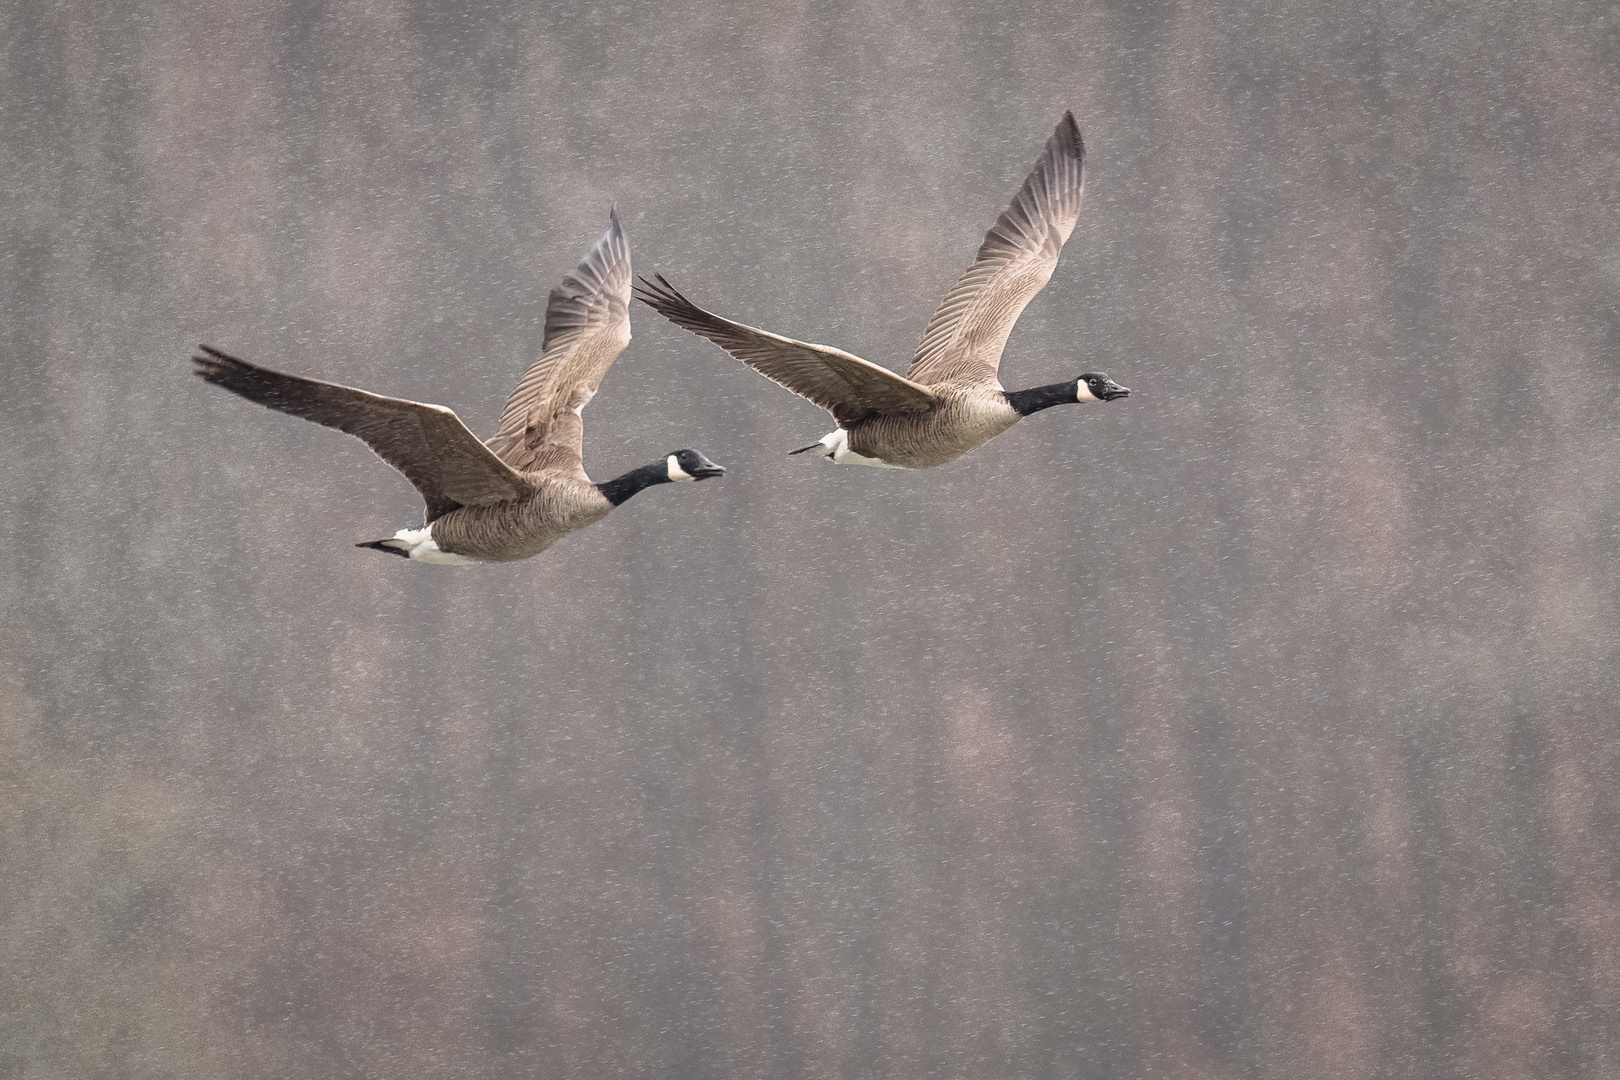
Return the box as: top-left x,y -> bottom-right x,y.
381,527 -> 477,564
814,428 -> 907,469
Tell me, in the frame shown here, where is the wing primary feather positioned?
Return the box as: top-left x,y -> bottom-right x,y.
904,111 -> 1086,386
634,274 -> 936,423
192,345 -> 529,522
486,212 -> 633,474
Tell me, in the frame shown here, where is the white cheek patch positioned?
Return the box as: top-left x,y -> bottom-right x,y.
667,454 -> 696,481
1074,381 -> 1100,402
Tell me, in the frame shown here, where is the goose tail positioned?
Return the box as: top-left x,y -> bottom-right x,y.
356,538 -> 411,558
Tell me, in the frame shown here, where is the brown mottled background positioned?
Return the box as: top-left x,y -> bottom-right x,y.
3,1 -> 1617,1077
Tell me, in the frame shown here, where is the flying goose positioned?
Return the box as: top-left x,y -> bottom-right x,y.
635,112 -> 1129,469
192,212 -> 724,563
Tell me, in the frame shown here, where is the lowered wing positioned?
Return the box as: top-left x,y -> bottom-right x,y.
193,346 -> 529,523
635,274 -> 935,425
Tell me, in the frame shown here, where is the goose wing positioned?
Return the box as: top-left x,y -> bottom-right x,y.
905,111 -> 1085,387
634,274 -> 935,425
485,211 -> 633,476
192,346 -> 529,523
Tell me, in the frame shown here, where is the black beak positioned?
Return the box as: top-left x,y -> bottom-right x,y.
688,452 -> 726,479
1101,379 -> 1131,401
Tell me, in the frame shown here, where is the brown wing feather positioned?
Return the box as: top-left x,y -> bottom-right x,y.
193,346 -> 531,522
634,274 -> 935,425
486,211 -> 633,475
905,111 -> 1085,387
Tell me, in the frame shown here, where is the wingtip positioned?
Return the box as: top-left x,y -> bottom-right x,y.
1055,110 -> 1083,156
582,208 -> 626,270
631,272 -> 685,309
191,344 -> 235,377
605,208 -> 628,256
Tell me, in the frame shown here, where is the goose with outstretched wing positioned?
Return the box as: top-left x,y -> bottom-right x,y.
193,212 -> 723,563
635,112 -> 1128,469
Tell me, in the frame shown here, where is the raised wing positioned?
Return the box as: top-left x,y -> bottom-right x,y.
905,111 -> 1085,387
193,346 -> 529,523
485,211 -> 634,475
634,274 -> 936,425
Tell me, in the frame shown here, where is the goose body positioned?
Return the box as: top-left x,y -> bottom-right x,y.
797,385 -> 1023,469
636,112 -> 1129,469
193,213 -> 724,563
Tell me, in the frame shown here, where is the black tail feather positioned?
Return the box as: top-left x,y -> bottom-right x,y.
356,539 -> 410,558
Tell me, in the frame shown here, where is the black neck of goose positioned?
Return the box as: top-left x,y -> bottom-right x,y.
1005,381 -> 1076,416
597,462 -> 670,507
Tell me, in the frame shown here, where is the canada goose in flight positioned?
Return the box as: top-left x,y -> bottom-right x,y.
192,212 -> 724,563
635,112 -> 1129,469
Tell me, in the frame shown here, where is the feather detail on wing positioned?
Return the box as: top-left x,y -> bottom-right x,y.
486,210 -> 633,475
905,111 -> 1085,387
192,346 -> 530,523
634,274 -> 935,425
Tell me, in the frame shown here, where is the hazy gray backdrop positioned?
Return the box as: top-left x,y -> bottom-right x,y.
3,0 -> 1617,1077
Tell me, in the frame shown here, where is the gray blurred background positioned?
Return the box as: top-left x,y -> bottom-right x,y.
3,0 -> 1617,1077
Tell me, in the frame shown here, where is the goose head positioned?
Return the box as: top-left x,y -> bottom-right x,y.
1075,373 -> 1131,402
598,450 -> 725,506
665,449 -> 727,482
